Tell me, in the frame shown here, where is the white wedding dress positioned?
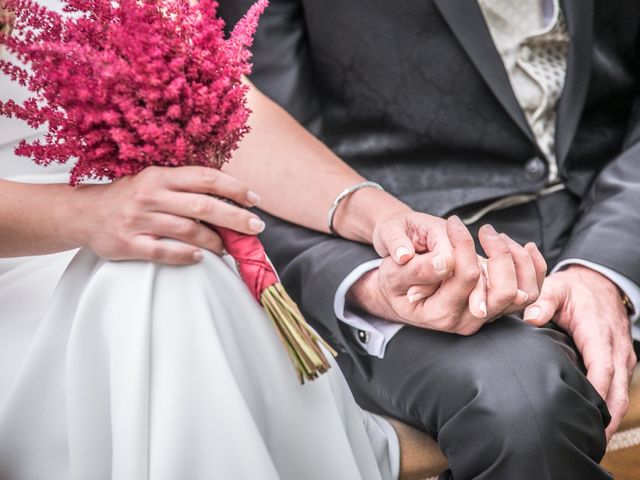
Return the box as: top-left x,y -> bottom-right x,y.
0,28 -> 399,480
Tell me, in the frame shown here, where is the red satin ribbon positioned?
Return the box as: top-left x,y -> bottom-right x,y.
215,227 -> 278,302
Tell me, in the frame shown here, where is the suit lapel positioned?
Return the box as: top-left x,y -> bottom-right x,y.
555,0 -> 594,165
433,0 -> 537,145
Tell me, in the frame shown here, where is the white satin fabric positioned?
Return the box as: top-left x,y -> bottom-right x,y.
0,26 -> 398,480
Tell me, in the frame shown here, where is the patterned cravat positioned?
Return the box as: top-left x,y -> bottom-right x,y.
478,0 -> 569,183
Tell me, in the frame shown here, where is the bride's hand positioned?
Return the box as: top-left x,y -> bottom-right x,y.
68,166 -> 265,265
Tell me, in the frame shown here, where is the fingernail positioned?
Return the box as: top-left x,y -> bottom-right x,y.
249,218 -> 266,233
408,292 -> 427,304
449,215 -> 465,228
479,300 -> 487,318
524,306 -> 540,321
482,224 -> 499,238
480,261 -> 490,287
247,190 -> 260,206
432,254 -> 447,273
395,247 -> 412,263
517,289 -> 529,303
193,250 -> 204,262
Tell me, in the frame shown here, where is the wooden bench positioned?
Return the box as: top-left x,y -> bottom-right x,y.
389,364 -> 640,480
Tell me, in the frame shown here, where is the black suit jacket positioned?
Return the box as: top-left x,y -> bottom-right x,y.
220,0 -> 640,366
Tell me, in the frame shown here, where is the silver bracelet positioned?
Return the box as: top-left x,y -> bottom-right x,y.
327,181 -> 384,236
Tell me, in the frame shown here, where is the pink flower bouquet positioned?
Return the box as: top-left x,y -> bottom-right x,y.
0,0 -> 335,383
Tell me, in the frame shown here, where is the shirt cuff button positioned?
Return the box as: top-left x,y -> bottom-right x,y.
357,329 -> 370,344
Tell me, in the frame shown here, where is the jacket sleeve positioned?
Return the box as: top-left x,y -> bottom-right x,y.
557,75 -> 640,285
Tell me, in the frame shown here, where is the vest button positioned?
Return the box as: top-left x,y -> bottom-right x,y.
524,157 -> 546,181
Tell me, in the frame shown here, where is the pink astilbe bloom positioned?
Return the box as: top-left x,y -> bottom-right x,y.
0,0 -> 267,185
1,0 -> 334,384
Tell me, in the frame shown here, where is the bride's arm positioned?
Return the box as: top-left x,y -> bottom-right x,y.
0,169 -> 265,262
226,81 -> 412,244
0,180 -> 82,256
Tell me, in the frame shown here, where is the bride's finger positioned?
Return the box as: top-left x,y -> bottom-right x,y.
146,213 -> 225,255
152,191 -> 265,235
144,166 -> 261,208
128,235 -> 205,265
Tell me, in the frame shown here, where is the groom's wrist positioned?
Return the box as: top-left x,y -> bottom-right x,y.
347,267 -> 396,321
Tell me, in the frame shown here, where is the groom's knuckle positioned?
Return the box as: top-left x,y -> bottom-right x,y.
617,394 -> 630,410
460,264 -> 480,284
601,362 -> 615,378
526,287 -> 540,304
409,261 -> 431,280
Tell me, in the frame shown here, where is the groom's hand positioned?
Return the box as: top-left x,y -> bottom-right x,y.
349,216 -> 545,335
524,266 -> 637,440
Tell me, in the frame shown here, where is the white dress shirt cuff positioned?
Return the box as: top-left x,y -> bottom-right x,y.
553,259 -> 640,339
334,259 -> 404,358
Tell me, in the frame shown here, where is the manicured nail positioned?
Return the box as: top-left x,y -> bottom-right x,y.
524,306 -> 540,321
395,247 -> 412,263
517,289 -> 529,303
408,292 -> 427,304
479,300 -> 487,318
193,250 -> 204,262
249,218 -> 266,233
247,190 -> 261,206
432,254 -> 447,273
482,224 -> 499,238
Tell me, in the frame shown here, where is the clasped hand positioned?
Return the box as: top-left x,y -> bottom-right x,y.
349,210 -> 636,439
349,212 -> 546,335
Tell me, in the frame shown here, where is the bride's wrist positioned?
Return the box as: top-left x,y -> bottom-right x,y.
332,187 -> 412,244
55,183 -> 100,248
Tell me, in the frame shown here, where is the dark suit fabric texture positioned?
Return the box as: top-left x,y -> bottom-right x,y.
220,1 -> 640,478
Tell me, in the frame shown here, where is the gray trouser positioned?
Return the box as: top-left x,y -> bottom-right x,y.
339,319 -> 611,479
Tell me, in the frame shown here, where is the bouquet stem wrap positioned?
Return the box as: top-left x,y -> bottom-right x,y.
216,227 -> 336,383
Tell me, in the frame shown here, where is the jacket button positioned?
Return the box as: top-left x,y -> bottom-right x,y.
357,330 -> 370,344
524,157 -> 546,181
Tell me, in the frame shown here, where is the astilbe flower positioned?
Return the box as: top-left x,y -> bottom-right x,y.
0,0 -> 335,384
0,0 -> 266,185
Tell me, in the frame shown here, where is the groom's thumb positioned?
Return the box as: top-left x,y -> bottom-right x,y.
523,281 -> 562,326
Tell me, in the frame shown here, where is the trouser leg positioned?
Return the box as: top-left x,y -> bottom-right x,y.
338,317 -> 611,480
